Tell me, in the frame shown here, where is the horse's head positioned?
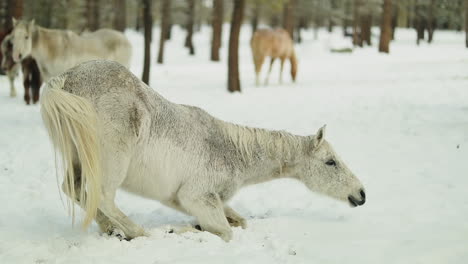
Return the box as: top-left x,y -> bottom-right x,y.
1,35 -> 17,72
10,18 -> 35,63
297,125 -> 366,207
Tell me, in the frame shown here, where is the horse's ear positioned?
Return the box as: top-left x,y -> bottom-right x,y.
312,125 -> 326,149
29,19 -> 35,32
12,17 -> 17,26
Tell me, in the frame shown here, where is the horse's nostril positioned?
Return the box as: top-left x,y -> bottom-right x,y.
360,189 -> 366,200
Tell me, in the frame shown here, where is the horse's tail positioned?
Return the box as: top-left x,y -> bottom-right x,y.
40,75 -> 101,228
290,49 -> 298,82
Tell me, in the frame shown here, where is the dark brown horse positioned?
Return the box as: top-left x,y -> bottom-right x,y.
1,31 -> 42,104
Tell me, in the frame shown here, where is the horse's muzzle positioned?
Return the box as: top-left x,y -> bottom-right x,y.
348,189 -> 366,207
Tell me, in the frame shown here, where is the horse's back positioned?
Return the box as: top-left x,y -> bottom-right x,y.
251,28 -> 293,58
81,29 -> 132,67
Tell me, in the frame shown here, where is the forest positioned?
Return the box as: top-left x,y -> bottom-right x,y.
0,1 -> 467,264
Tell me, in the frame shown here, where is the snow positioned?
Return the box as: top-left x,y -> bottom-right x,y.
1,26 -> 467,264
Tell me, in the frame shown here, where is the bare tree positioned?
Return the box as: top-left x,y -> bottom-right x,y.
211,0 -> 223,61
415,0 -> 425,45
227,0 -> 245,93
142,0 -> 152,84
1,0 -> 23,33
157,0 -> 171,64
86,0 -> 100,31
1,0 -> 23,75
379,0 -> 393,53
427,0 -> 435,43
185,0 -> 195,55
113,0 -> 127,32
282,0 -> 295,39
360,13 -> 372,46
353,0 -> 362,46
466,0 -> 468,48
251,1 -> 260,34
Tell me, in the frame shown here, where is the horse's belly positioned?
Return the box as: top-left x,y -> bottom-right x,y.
121,164 -> 179,202
120,143 -> 187,202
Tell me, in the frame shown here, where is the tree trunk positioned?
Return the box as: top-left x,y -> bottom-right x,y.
211,0 -> 223,61
296,16 -> 305,43
466,0 -> 468,47
352,0 -> 362,46
142,0 -> 152,85
185,0 -> 195,55
113,0 -> 126,32
391,3 -> 398,40
251,1 -> 260,34
427,0 -> 435,43
397,0 -> 408,28
0,0 -> 22,75
379,0 -> 393,53
282,0 -> 295,39
343,0 -> 352,37
270,14 -> 280,28
86,0 -> 100,31
227,0 -> 245,93
1,0 -> 23,33
415,0 -> 425,45
135,1 -> 142,31
165,10 -> 172,40
157,0 -> 171,64
361,14 -> 372,46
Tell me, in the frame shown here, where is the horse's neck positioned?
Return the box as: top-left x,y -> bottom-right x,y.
31,27 -> 73,80
222,122 -> 305,185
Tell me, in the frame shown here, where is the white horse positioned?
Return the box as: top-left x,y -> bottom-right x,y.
9,19 -> 131,82
41,60 -> 366,242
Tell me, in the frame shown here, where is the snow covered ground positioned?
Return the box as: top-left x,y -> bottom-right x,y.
0,26 -> 467,264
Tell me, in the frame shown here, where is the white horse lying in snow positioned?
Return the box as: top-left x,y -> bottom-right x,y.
9,19 -> 131,81
41,60 -> 366,241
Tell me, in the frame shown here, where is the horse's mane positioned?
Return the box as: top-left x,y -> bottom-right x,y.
221,121 -> 304,163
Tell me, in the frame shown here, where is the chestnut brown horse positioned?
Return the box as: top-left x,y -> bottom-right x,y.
250,28 -> 297,86
1,32 -> 42,104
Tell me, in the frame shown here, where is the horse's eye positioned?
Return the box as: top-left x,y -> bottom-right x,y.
325,160 -> 336,166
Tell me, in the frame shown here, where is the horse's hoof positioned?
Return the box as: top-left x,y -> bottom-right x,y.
108,228 -> 128,241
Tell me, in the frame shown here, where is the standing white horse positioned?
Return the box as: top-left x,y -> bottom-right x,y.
9,19 -> 131,81
41,60 -> 366,242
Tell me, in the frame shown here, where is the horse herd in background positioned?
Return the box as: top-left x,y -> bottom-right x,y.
0,18 -> 298,105
0,19 -> 131,104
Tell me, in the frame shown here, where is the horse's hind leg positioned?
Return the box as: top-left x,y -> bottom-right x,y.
264,57 -> 276,86
178,190 -> 232,241
62,163 -> 120,237
97,153 -> 147,240
224,206 -> 247,229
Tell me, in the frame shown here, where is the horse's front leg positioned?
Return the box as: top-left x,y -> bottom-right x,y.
224,206 -> 247,229
7,71 -> 16,98
22,72 -> 31,104
279,58 -> 285,84
178,190 -> 233,241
